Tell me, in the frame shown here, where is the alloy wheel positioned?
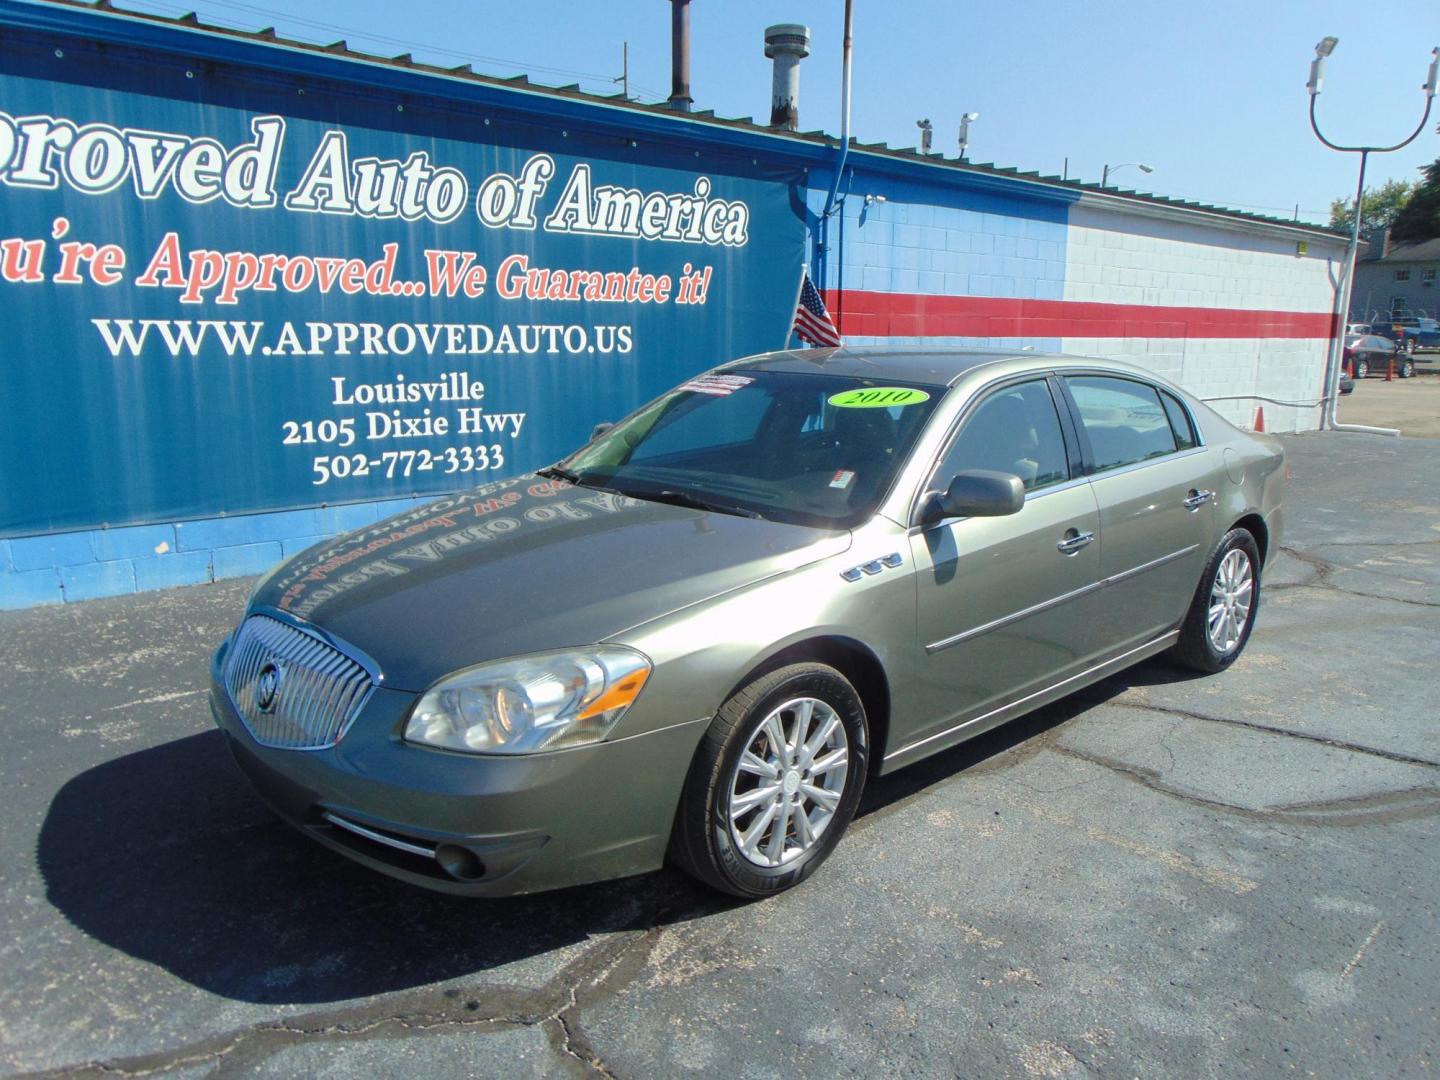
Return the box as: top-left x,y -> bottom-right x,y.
726,697 -> 849,868
1207,548 -> 1254,655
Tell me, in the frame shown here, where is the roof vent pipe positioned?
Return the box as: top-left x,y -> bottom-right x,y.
764,24 -> 810,130
668,0 -> 693,112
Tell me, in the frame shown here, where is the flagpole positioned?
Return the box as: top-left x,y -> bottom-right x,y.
783,262 -> 807,350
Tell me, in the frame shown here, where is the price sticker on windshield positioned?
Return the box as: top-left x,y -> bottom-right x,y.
828,387 -> 931,409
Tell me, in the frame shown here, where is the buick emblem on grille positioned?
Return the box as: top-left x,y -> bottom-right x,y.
255,661 -> 284,714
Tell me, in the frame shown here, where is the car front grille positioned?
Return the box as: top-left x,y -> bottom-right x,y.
222,613 -> 375,750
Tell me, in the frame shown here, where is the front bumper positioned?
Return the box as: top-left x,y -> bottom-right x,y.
210,638 -> 708,896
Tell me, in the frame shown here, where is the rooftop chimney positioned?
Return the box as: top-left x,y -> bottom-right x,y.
668,0 -> 692,112
764,23 -> 810,131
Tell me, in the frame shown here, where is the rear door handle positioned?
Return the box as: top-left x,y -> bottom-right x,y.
1183,489 -> 1214,511
1056,529 -> 1095,555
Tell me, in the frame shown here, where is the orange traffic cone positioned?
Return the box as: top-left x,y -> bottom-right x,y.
1253,406 -> 1265,432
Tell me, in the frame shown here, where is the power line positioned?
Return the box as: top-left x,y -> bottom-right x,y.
110,0 -> 667,99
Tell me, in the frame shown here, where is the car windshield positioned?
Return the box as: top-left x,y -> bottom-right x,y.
558,369 -> 944,528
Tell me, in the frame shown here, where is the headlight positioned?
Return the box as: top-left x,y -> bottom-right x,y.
403,647 -> 652,755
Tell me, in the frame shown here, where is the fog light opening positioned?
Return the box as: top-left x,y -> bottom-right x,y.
435,844 -> 486,881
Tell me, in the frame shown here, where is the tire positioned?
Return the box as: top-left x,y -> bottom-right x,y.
1398,357 -> 1415,379
1354,358 -> 1369,379
1169,528 -> 1261,674
669,663 -> 869,898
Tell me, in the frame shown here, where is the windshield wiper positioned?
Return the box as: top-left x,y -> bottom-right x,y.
643,489 -> 764,519
536,465 -> 581,483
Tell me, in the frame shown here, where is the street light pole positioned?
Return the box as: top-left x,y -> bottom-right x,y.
1101,162 -> 1153,187
1308,40 -> 1437,434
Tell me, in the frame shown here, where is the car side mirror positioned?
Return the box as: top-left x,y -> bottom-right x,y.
590,422 -> 614,441
922,469 -> 1025,524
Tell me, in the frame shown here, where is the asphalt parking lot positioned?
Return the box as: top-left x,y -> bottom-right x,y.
1339,368 -> 1440,439
2,431 -> 1437,1078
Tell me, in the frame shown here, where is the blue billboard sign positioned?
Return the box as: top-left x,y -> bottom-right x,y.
0,39 -> 807,536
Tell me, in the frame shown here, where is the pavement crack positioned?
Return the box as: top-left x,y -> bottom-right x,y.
550,987 -> 619,1078
1052,743 -> 1255,816
1273,545 -> 1440,608
1054,733 -> 1440,827
1338,920 -> 1386,984
1091,696 -> 1440,769
26,885 -> 688,1080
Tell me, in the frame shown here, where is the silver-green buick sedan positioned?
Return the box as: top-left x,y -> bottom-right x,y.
211,347 -> 1285,898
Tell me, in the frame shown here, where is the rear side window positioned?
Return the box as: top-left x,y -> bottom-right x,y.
930,380 -> 1070,493
1160,391 -> 1197,451
1065,376 -> 1178,473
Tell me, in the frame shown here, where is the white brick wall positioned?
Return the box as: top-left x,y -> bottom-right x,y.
1059,335 -> 1331,433
1065,204 -> 1341,312
1062,202 -> 1346,432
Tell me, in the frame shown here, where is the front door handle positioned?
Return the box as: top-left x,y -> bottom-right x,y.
1056,529 -> 1095,555
1183,489 -> 1215,511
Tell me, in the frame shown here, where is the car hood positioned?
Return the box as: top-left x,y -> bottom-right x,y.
252,475 -> 850,690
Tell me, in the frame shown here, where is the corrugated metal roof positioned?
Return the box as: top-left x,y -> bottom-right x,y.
41,0 -> 1346,239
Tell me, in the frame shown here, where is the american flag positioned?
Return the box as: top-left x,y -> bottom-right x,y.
792,272 -> 843,348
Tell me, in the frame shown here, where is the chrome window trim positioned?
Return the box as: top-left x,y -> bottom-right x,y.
891,629 -> 1182,761
925,543 -> 1199,653
1059,369 -> 1209,453
1080,444 -> 1210,483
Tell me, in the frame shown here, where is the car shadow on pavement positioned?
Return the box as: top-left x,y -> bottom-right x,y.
36,660 -> 1180,1006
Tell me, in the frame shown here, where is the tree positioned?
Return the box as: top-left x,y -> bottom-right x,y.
1329,178 -> 1415,231
1390,157 -> 1440,243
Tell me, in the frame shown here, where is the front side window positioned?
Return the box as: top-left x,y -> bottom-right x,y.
562,370 -> 943,528
1065,375 -> 1178,473
929,380 -> 1070,494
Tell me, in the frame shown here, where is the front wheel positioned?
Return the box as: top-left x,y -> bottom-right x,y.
669,663 -> 869,898
1398,357 -> 1415,379
1170,528 -> 1261,673
1354,358 -> 1370,379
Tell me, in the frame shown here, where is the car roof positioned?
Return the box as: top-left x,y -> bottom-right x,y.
726,346 -> 1056,388
723,345 -> 1186,389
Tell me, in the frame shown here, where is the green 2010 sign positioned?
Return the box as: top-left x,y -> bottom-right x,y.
827,387 -> 932,409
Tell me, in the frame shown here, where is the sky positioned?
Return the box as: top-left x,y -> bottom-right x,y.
100,0 -> 1440,227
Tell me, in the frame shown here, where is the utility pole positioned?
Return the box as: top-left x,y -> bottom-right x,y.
614,41 -> 629,100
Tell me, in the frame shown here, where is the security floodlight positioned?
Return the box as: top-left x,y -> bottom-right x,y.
864,193 -> 887,206
916,118 -> 933,154
1309,36 -> 1338,95
957,112 -> 979,160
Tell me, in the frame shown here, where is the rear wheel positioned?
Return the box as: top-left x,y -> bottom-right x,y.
1170,528 -> 1260,673
1398,357 -> 1415,379
669,663 -> 868,898
1354,358 -> 1370,379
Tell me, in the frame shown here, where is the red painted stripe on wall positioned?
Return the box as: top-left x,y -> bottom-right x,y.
826,290 -> 1336,340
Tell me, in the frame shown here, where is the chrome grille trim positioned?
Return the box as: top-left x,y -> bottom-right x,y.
222,613 -> 376,750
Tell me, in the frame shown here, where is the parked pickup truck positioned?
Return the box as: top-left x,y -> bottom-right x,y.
1385,316 -> 1440,351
